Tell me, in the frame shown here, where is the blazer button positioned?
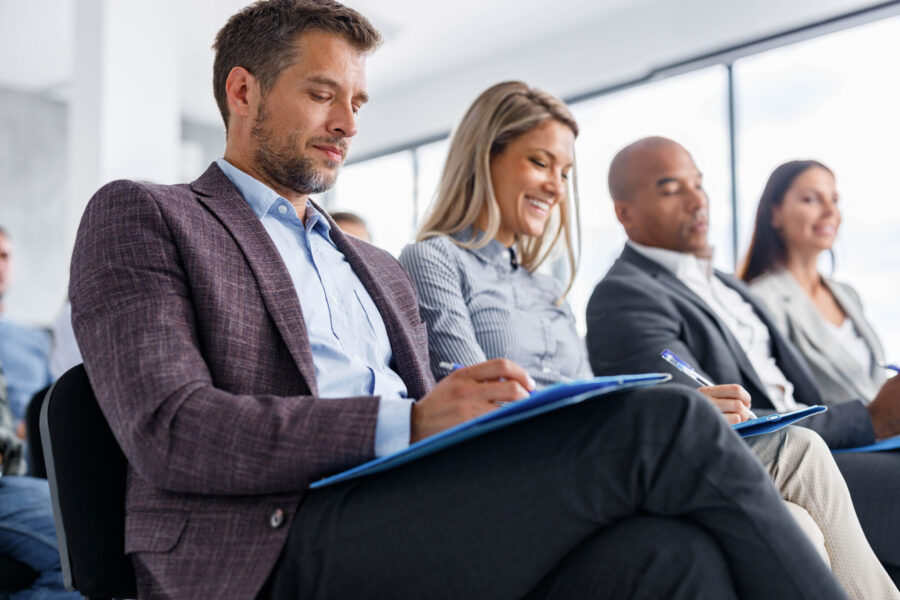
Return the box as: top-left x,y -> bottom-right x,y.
269,509 -> 284,529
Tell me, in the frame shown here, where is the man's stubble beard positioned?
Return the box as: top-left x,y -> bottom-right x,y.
251,101 -> 339,196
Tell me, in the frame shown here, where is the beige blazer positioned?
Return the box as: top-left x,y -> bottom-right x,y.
749,268 -> 886,404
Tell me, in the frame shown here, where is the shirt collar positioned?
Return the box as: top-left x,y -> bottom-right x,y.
627,240 -> 715,280
452,227 -> 516,269
215,157 -> 331,236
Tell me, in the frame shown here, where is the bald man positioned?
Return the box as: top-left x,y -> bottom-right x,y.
587,135 -> 900,582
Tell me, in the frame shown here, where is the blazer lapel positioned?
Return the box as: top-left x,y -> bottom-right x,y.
621,247 -> 769,394
774,273 -> 863,391
190,164 -> 318,394
826,278 -> 886,385
317,203 -> 424,393
717,272 -> 823,406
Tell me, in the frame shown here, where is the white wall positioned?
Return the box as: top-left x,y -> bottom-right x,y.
0,88 -> 68,327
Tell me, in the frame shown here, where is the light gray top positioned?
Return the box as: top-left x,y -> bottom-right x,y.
399,228 -> 590,388
749,268 -> 886,404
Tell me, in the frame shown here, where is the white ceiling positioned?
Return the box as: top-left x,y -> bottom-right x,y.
0,0 -> 644,126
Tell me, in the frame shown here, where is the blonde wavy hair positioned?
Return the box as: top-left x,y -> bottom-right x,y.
416,81 -> 581,298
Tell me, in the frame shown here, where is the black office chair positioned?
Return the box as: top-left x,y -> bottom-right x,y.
39,364 -> 137,599
25,384 -> 51,478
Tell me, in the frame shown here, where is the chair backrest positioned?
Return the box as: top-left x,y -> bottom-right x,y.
39,364 -> 137,599
25,384 -> 51,478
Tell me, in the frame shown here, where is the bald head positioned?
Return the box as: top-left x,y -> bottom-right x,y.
608,136 -> 686,203
607,137 -> 711,255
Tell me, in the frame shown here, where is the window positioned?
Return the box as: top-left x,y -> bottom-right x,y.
567,66 -> 731,334
338,12 -> 900,362
734,15 -> 900,359
330,151 -> 415,257
414,138 -> 450,227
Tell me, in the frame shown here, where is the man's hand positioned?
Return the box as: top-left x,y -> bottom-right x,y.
411,359 -> 534,443
868,374 -> 900,439
697,384 -> 753,426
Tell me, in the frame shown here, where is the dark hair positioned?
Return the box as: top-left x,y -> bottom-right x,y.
330,211 -> 367,227
212,0 -> 382,131
739,160 -> 833,283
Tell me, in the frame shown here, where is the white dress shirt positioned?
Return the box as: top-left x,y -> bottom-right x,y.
825,318 -> 875,376
629,241 -> 802,412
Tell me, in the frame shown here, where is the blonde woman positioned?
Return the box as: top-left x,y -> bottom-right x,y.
401,81 -> 584,386
399,81 -> 898,599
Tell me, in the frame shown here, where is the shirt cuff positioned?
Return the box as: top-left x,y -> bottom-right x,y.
374,397 -> 413,457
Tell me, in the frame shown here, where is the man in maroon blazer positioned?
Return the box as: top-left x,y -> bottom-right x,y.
68,1 -> 847,598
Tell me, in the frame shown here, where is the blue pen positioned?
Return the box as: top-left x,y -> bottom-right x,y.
660,349 -> 757,419
880,363 -> 900,374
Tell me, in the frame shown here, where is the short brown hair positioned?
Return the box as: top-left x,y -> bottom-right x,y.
213,0 -> 382,130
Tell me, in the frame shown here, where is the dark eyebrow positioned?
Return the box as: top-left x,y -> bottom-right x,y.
655,171 -> 702,188
307,75 -> 369,104
530,147 -> 574,168
655,177 -> 679,188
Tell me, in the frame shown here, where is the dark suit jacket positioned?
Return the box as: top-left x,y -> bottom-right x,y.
69,163 -> 434,598
585,244 -> 874,450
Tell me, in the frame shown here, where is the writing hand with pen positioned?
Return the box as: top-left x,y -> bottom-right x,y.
410,359 -> 535,443
661,349 -> 756,425
696,384 -> 755,426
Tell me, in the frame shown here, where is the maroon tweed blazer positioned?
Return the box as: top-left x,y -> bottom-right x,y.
69,163 -> 435,598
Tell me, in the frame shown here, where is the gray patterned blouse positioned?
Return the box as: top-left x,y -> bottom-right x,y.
399,228 -> 591,388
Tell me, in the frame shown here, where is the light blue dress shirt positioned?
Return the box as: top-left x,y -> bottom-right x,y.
215,158 -> 411,457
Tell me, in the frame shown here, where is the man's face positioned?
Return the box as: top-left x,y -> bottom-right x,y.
0,233 -> 12,300
615,142 -> 710,256
250,31 -> 368,196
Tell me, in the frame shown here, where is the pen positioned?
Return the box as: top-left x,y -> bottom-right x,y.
880,362 -> 900,374
660,349 -> 714,387
660,349 -> 757,419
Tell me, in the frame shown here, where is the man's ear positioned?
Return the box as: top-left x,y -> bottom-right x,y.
613,200 -> 632,230
224,67 -> 261,125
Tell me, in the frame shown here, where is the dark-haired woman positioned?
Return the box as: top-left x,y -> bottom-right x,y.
741,161 -> 890,406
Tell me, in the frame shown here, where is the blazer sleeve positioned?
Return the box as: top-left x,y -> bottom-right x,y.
70,181 -> 380,495
589,270 -> 875,449
399,239 -> 487,379
586,273 -> 713,387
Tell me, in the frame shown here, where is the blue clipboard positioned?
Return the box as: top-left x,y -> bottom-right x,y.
832,433 -> 900,454
732,405 -> 828,438
310,372 -> 673,488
